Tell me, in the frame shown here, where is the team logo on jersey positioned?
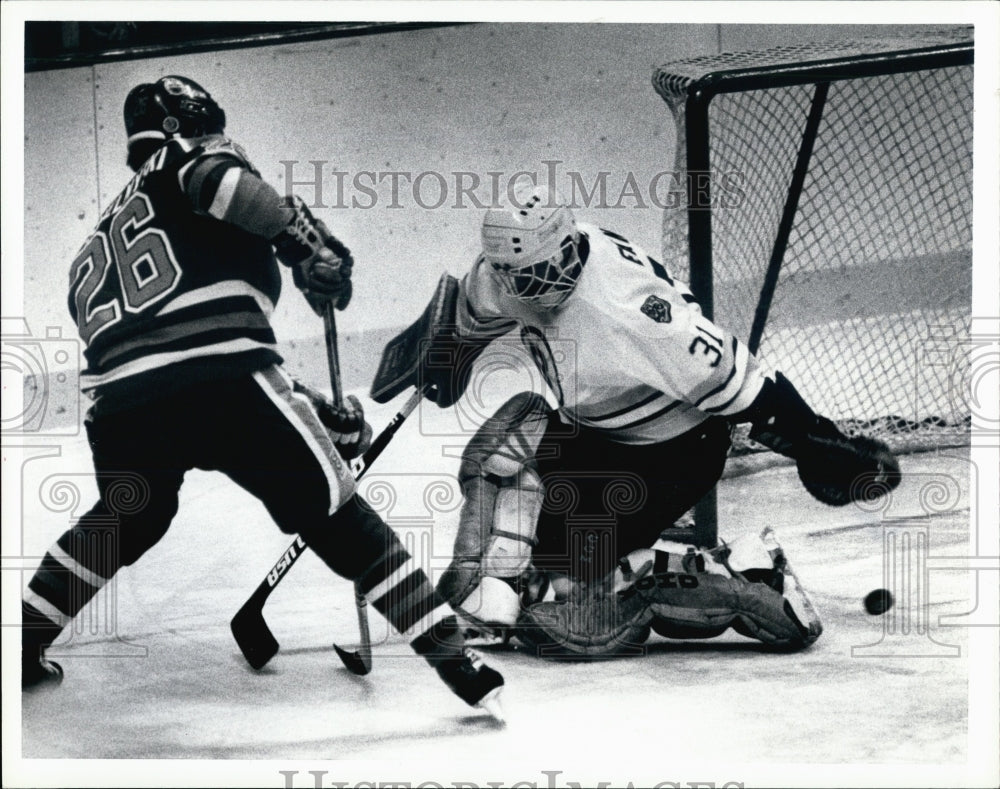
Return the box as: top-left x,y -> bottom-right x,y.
640,294 -> 672,324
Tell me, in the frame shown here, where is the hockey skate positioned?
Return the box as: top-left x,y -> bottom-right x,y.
435,647 -> 506,723
23,654 -> 63,691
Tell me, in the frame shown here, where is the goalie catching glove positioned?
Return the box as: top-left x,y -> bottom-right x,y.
272,195 -> 353,315
737,372 -> 901,506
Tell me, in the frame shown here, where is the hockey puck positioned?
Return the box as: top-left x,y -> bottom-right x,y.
863,588 -> 894,615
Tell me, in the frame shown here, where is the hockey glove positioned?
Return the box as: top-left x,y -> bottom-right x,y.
292,378 -> 372,460
272,195 -> 354,314
735,372 -> 901,506
315,393 -> 373,461
423,334 -> 493,408
796,433 -> 901,507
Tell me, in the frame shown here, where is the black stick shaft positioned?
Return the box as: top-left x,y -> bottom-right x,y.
323,303 -> 343,404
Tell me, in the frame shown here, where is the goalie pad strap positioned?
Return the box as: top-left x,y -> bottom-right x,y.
491,528 -> 537,546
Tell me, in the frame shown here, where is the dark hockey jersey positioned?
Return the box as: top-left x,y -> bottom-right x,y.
67,136 -> 283,410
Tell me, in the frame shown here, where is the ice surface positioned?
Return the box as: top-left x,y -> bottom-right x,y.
9,386 -> 985,787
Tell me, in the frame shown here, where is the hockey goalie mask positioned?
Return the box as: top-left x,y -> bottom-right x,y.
482,187 -> 583,309
124,75 -> 226,170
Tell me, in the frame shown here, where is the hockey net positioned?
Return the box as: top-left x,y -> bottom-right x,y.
654,27 -> 973,457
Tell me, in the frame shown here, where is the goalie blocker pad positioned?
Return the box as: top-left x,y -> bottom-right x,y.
370,273 -> 459,403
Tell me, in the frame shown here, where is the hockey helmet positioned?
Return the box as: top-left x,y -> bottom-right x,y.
482,184 -> 583,309
124,75 -> 226,169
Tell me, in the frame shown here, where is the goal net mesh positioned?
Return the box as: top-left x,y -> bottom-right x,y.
654,28 -> 973,456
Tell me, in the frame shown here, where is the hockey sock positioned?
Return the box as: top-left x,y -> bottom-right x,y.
357,545 -> 466,668
305,495 -> 466,667
22,529 -> 115,656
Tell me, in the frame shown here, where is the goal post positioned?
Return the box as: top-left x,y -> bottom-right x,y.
652,27 -> 974,546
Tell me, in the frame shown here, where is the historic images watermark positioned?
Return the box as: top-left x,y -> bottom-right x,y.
280,159 -> 746,212
1,317 -> 81,437
277,770 -> 744,788
851,317 -> 1000,657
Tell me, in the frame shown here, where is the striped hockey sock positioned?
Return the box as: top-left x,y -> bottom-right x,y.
356,545 -> 465,666
23,531 -> 114,655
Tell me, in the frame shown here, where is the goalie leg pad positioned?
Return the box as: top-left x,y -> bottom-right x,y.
452,575 -> 523,637
515,589 -> 653,659
636,556 -> 817,650
438,393 -> 549,609
516,536 -> 822,657
480,478 -> 544,577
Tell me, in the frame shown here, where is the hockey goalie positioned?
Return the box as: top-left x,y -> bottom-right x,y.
371,184 -> 901,657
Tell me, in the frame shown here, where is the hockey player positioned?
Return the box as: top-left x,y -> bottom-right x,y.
373,184 -> 899,657
21,76 -> 504,716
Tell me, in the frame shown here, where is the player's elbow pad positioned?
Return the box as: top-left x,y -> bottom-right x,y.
186,157 -> 292,238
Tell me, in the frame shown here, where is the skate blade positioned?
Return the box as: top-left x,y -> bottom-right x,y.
476,687 -> 506,725
461,628 -> 509,648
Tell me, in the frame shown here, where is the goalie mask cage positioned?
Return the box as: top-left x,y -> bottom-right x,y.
654,27 -> 974,464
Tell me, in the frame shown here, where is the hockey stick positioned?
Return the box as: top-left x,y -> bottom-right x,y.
320,304 -> 374,675
230,385 -> 425,670
230,389 -> 424,669
322,302 -> 344,402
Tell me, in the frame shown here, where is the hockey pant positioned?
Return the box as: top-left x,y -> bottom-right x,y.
23,366 -> 463,665
531,413 -> 732,585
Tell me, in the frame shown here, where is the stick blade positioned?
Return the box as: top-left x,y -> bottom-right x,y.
333,643 -> 372,675
231,600 -> 279,670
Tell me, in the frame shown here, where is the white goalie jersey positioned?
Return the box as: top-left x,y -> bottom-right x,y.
457,222 -> 767,444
